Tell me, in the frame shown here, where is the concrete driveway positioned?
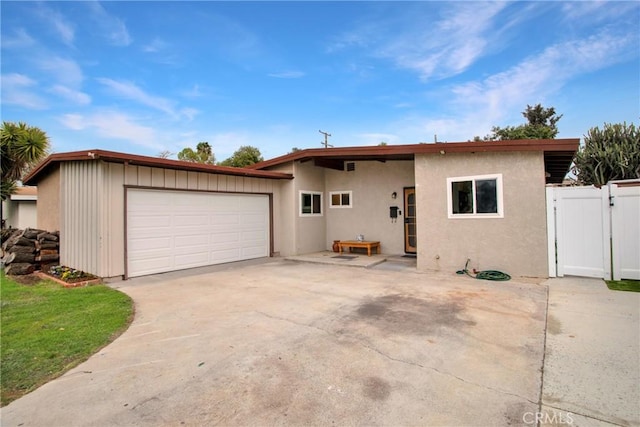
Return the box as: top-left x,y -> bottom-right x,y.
0,260 -> 626,426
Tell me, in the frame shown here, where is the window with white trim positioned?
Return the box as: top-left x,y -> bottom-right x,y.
447,174 -> 503,218
300,191 -> 323,216
329,191 -> 352,208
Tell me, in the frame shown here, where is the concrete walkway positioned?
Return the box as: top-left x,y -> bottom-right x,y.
542,277 -> 640,427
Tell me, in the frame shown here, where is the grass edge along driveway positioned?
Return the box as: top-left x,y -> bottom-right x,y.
0,271 -> 134,406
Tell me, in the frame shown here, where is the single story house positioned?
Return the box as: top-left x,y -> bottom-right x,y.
23,139 -> 578,279
2,186 -> 38,230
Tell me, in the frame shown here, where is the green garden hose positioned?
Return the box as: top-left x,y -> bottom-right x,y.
456,259 -> 511,281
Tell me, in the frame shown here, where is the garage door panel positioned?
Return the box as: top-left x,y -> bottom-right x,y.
129,257 -> 172,276
242,246 -> 268,257
211,213 -> 240,225
128,237 -> 172,251
210,248 -> 242,262
242,230 -> 267,241
175,252 -> 209,267
174,243 -> 211,254
128,215 -> 171,229
210,232 -> 240,244
175,234 -> 209,247
242,212 -> 267,223
175,214 -> 209,226
127,189 -> 269,277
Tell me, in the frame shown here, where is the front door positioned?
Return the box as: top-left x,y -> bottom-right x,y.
404,187 -> 417,253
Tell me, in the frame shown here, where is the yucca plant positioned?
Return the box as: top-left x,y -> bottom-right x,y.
572,122 -> 640,186
0,121 -> 50,201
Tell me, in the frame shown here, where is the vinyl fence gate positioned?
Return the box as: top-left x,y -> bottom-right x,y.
546,180 -> 640,280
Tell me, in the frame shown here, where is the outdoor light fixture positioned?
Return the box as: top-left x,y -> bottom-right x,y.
391,191 -> 397,199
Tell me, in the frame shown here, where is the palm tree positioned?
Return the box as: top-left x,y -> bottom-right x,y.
1,122 -> 50,226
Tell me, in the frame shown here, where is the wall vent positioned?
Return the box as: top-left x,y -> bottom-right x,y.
346,162 -> 355,171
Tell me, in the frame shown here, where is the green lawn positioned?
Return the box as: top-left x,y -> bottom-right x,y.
0,272 -> 134,406
606,279 -> 640,292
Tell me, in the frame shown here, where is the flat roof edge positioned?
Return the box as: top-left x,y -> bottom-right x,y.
23,149 -> 294,185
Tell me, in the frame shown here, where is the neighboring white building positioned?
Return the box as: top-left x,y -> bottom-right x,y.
2,186 -> 38,230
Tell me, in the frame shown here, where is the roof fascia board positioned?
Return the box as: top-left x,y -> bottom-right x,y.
23,149 -> 293,185
251,139 -> 579,170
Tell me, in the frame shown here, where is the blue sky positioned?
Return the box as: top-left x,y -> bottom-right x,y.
1,1 -> 638,162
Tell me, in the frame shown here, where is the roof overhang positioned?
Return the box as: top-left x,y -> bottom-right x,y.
9,186 -> 38,200
250,139 -> 579,184
23,149 -> 294,185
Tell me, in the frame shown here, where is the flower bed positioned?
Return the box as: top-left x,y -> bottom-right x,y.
39,265 -> 102,288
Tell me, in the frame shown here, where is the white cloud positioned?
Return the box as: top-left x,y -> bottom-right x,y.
142,38 -> 168,53
1,28 -> 35,49
206,132 -> 252,159
86,1 -> 132,46
2,73 -> 36,87
49,85 -> 91,105
97,78 -> 175,116
0,73 -> 48,109
38,4 -> 75,46
329,2 -> 509,81
450,30 -> 636,121
394,28 -> 639,142
268,70 -> 305,79
180,107 -> 200,121
59,111 -> 163,150
36,56 -> 84,88
59,114 -> 85,130
562,1 -> 639,22
180,84 -> 204,99
97,78 -> 199,121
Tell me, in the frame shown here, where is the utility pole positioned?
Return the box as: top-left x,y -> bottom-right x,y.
319,130 -> 333,148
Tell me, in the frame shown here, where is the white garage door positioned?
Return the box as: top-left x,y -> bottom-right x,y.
127,189 -> 269,278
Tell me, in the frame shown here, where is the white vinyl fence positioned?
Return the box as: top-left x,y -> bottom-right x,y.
547,180 -> 640,280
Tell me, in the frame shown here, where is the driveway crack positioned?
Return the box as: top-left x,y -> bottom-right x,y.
352,338 -> 539,406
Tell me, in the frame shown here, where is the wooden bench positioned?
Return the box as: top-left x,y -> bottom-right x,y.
338,240 -> 381,256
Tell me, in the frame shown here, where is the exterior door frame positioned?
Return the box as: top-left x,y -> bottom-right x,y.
404,187 -> 417,254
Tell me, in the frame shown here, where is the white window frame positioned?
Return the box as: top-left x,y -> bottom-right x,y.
446,174 -> 504,219
299,191 -> 323,216
329,191 -> 352,208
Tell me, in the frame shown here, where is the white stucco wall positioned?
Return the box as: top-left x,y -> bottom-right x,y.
415,151 -> 549,277
2,199 -> 37,229
292,161 -> 327,254
325,160 -> 415,254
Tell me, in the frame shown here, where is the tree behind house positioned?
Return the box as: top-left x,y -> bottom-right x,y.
219,145 -> 264,167
177,142 -> 215,164
478,104 -> 563,141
